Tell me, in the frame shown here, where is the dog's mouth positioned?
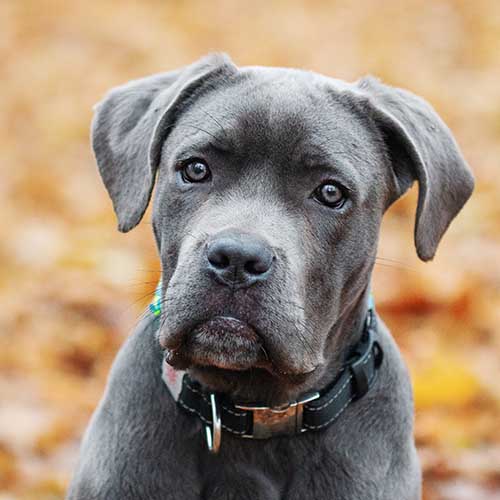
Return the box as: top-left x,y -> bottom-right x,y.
163,316 -> 272,373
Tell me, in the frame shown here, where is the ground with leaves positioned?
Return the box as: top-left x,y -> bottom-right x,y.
1,1 -> 499,499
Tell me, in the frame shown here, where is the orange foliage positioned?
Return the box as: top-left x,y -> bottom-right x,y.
1,1 -> 499,498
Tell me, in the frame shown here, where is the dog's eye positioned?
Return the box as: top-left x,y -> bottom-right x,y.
313,182 -> 346,208
181,160 -> 211,183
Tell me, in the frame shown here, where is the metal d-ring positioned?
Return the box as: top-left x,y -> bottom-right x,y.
205,393 -> 221,453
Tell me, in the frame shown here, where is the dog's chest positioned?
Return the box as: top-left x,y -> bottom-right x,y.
164,433 -> 365,500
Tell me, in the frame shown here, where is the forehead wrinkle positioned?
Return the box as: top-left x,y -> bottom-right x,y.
167,121 -> 230,160
171,105 -> 235,150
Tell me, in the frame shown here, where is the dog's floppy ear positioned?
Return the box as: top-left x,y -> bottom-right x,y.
354,77 -> 474,261
91,53 -> 237,232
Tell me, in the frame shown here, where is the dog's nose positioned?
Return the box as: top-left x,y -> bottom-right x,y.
206,231 -> 274,287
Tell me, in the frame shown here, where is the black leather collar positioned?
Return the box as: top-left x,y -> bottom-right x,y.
165,309 -> 383,452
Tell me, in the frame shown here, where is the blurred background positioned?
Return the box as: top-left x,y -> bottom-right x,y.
1,1 -> 499,498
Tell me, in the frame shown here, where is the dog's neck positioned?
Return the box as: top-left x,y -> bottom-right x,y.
309,286 -> 373,397
331,288 -> 373,365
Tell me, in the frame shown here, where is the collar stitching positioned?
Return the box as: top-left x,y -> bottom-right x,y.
306,374 -> 353,412
307,350 -> 372,412
303,359 -> 377,430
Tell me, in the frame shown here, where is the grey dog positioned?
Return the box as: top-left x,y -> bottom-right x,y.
67,54 -> 473,499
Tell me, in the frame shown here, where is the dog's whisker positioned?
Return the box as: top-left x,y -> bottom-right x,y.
374,258 -> 416,271
375,256 -> 407,264
125,280 -> 161,286
200,108 -> 229,140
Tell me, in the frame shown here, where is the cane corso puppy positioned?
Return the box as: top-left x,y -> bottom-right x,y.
68,54 -> 473,500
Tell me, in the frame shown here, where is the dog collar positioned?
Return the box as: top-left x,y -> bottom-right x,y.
155,286 -> 383,453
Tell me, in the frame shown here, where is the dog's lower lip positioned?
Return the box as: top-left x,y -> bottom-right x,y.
192,316 -> 260,341
163,316 -> 266,371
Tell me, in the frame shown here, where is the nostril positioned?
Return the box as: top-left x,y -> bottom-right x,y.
244,259 -> 270,275
207,249 -> 230,269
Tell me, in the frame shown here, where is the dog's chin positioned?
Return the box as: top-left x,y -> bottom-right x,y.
162,316 -> 319,400
163,316 -> 272,373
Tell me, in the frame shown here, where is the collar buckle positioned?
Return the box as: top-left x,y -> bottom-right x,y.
235,391 -> 320,439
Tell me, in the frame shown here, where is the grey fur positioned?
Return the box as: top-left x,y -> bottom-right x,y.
68,54 -> 473,499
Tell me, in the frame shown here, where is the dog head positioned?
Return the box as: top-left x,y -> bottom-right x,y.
92,54 -> 473,403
